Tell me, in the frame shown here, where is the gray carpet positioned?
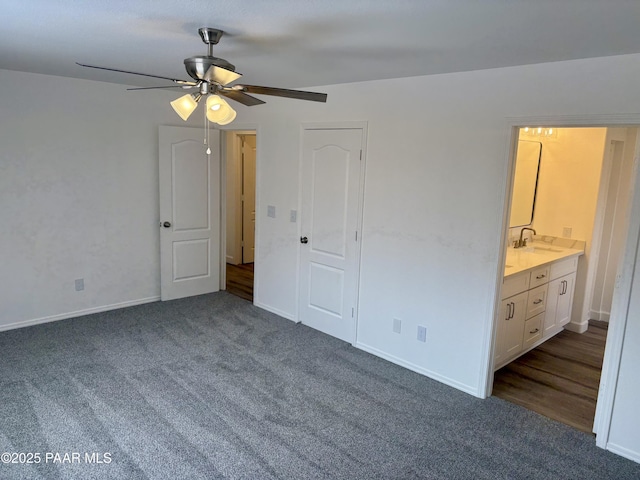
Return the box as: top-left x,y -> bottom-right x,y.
0,292 -> 638,480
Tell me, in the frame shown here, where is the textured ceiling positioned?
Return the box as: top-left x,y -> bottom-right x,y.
2,0 -> 640,90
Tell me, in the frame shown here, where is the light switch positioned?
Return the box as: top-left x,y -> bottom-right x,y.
290,210 -> 297,222
267,205 -> 276,218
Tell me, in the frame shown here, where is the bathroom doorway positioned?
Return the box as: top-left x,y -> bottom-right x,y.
491,125 -> 639,433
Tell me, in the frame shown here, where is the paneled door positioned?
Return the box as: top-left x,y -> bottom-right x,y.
299,127 -> 365,344
159,126 -> 221,300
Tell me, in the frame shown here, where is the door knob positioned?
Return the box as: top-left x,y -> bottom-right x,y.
162,221 -> 172,228
300,236 -> 308,244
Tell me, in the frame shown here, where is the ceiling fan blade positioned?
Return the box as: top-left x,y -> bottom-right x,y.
126,85 -> 197,91
203,65 -> 242,86
234,85 -> 327,103
219,89 -> 266,106
76,62 -> 197,85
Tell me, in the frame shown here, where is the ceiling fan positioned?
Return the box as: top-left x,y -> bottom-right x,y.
77,27 -> 327,125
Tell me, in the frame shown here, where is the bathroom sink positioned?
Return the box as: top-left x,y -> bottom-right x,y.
530,246 -> 563,253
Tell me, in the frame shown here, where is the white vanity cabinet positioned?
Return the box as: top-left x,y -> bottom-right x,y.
495,253 -> 579,370
495,291 -> 528,366
543,257 -> 578,336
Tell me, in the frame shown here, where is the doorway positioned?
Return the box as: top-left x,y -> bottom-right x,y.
224,130 -> 256,302
491,126 -> 639,434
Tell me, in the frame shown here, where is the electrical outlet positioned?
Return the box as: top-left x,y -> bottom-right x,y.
562,226 -> 572,238
75,278 -> 84,291
393,318 -> 402,334
417,325 -> 427,343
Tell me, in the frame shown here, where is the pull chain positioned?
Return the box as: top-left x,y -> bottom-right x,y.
204,99 -> 211,155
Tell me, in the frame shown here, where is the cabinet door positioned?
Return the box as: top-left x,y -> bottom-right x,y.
543,277 -> 562,336
494,300 -> 510,367
556,272 -> 576,327
543,272 -> 576,335
503,292 -> 528,360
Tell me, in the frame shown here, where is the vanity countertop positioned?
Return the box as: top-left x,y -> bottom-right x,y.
504,242 -> 584,277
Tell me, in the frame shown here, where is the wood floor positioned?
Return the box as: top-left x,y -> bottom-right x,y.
492,321 -> 607,434
226,263 -> 254,302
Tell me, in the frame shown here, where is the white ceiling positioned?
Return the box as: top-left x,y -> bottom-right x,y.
2,0 -> 640,91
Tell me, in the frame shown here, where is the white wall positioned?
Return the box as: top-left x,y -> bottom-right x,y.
0,69 -> 199,329
232,54 -> 640,457
3,52 -> 640,461
607,223 -> 640,463
237,55 -> 640,395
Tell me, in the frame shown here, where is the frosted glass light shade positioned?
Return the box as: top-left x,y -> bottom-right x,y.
206,95 -> 236,125
217,108 -> 237,125
170,94 -> 199,121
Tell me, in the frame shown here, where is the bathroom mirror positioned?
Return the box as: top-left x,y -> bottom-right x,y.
509,140 -> 542,227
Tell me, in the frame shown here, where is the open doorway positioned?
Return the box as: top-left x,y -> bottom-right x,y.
491,126 -> 639,434
224,130 -> 256,302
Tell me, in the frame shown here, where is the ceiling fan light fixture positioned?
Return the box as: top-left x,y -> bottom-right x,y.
206,94 -> 236,125
216,108 -> 237,126
170,93 -> 200,121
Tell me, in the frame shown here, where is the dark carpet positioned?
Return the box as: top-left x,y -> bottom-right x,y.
0,292 -> 638,479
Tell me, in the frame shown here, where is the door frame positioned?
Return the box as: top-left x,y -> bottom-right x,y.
218,124 -> 260,302
480,114 -> 640,452
296,121 -> 368,343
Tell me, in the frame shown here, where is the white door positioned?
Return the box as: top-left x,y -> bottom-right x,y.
299,128 -> 364,343
159,126 -> 221,301
242,135 -> 256,263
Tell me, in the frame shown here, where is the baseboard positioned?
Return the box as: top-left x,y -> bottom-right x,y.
565,320 -> 589,333
589,309 -> 611,322
253,301 -> 297,322
355,342 -> 479,397
0,296 -> 160,333
606,442 -> 640,464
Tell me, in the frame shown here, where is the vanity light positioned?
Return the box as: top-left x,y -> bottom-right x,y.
521,126 -> 558,139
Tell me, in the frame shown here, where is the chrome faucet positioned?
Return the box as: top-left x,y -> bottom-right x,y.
514,227 -> 536,248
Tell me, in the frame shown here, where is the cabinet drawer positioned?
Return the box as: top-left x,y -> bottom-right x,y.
502,271 -> 530,299
523,313 -> 544,348
526,284 -> 548,318
530,266 -> 550,288
550,256 -> 578,280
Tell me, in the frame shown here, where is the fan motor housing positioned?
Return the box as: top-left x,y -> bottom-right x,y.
184,56 -> 236,82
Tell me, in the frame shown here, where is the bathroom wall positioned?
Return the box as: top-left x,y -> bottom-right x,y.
527,128 -> 607,330
531,128 -> 607,240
